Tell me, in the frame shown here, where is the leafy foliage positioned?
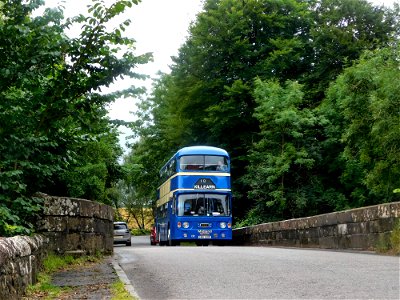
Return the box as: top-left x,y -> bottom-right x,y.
323,46 -> 400,206
244,79 -> 325,220
126,0 -> 399,227
0,0 -> 150,236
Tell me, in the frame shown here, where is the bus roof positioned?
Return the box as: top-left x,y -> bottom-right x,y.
160,146 -> 229,172
176,146 -> 229,157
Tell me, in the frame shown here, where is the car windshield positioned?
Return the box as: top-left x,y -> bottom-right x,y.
177,194 -> 230,216
114,224 -> 127,230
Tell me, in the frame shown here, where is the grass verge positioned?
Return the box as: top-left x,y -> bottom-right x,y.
24,253 -> 87,299
25,253 -> 136,299
111,280 -> 137,300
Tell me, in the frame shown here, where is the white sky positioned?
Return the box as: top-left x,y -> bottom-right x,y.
105,0 -> 204,123
42,0 -> 204,151
41,0 -> 397,153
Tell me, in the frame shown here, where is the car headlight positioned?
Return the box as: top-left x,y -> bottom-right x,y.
220,222 -> 226,229
183,221 -> 189,228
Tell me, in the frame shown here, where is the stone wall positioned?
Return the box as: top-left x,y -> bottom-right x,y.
0,194 -> 114,299
233,201 -> 400,250
36,193 -> 114,255
0,235 -> 48,300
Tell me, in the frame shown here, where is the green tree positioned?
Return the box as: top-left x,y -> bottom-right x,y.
129,0 -> 399,224
243,79 -> 324,223
60,129 -> 123,204
140,0 -> 313,218
304,0 -> 399,103
0,0 -> 150,236
323,46 -> 400,206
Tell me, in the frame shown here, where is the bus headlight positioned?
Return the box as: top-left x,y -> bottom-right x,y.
183,222 -> 189,229
220,222 -> 227,229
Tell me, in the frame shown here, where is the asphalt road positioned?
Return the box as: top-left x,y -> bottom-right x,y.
114,235 -> 399,299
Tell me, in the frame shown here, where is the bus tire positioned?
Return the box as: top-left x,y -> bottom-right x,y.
167,227 -> 179,246
167,227 -> 172,246
158,230 -> 165,246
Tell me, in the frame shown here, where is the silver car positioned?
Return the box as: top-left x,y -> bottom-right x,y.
113,221 -> 132,246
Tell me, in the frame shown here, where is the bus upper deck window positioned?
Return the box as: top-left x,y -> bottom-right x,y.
180,155 -> 203,171
205,156 -> 228,171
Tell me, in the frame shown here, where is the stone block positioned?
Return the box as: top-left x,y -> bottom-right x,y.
284,229 -> 297,240
349,205 -> 381,223
347,222 -> 368,235
80,218 -> 95,233
271,221 -> 281,231
337,223 -> 348,236
368,218 -> 395,233
299,236 -> 319,248
280,220 -> 290,230
318,225 -> 338,237
308,216 -> 320,228
294,218 -> 305,229
79,199 -> 96,218
37,216 -> 67,232
350,208 -> 365,223
378,203 -> 392,219
348,234 -> 369,250
321,212 -> 338,226
42,232 -> 65,254
309,227 -> 320,238
65,233 -> 81,251
390,202 -> 400,218
336,211 -> 352,224
104,205 -> 115,221
319,236 -> 338,249
94,219 -> 107,234
363,206 -> 379,221
260,222 -> 273,232
337,235 -> 351,249
92,202 -> 101,218
43,196 -> 80,216
67,217 -> 82,232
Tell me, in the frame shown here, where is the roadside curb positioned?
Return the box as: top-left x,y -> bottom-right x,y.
112,256 -> 140,299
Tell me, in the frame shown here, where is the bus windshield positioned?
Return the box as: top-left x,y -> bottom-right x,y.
177,194 -> 230,216
179,155 -> 228,171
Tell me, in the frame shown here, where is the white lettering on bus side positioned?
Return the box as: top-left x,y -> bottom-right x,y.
193,184 -> 216,189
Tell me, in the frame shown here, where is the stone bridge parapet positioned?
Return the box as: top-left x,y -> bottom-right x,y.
0,194 -> 114,299
233,201 -> 400,250
0,235 -> 47,299
36,193 -> 114,255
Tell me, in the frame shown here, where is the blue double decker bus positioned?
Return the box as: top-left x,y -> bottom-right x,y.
155,146 -> 232,246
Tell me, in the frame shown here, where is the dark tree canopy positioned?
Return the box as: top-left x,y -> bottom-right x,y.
0,0 -> 150,235
129,0 -> 399,225
2,0 -> 399,234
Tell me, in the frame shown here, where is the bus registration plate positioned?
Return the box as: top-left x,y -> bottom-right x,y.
198,235 -> 211,239
198,229 -> 212,239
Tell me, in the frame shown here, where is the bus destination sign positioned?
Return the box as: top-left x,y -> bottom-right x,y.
194,178 -> 216,190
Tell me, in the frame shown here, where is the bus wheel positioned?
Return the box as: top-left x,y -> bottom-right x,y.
158,231 -> 165,246
167,228 -> 172,246
167,228 -> 179,246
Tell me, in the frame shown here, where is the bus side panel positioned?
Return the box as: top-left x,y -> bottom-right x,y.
177,175 -> 231,190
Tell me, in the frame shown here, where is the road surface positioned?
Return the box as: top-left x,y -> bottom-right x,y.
114,235 -> 399,299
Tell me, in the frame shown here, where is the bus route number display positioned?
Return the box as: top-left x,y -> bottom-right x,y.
194,178 -> 216,190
